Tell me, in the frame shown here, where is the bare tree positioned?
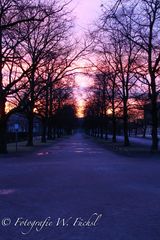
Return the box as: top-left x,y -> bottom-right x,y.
108,0 -> 160,150
0,0 -> 47,153
88,9 -> 139,146
18,0 -> 74,146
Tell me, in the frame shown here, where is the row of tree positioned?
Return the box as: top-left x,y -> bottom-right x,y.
0,0 -> 81,153
84,0 -> 160,151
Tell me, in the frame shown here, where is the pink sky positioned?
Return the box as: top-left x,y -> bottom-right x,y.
71,0 -> 105,117
72,0 -> 104,32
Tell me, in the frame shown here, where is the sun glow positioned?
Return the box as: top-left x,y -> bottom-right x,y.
76,99 -> 85,118
74,73 -> 94,118
107,108 -> 112,115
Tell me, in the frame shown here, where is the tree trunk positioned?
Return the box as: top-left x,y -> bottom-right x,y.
151,94 -> 158,151
41,118 -> 47,143
26,112 -> 34,146
143,121 -> 147,138
47,117 -> 52,140
42,80 -> 49,142
0,24 -> 7,153
105,118 -> 108,140
112,114 -> 117,143
53,127 -> 56,139
100,128 -> 103,138
0,97 -> 7,153
123,100 -> 130,146
100,119 -> 104,139
26,68 -> 35,146
47,81 -> 53,140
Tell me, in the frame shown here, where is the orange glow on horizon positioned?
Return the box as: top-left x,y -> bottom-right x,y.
5,102 -> 15,113
74,70 -> 94,118
76,99 -> 85,118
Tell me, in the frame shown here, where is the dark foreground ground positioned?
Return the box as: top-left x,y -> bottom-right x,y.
0,133 -> 160,240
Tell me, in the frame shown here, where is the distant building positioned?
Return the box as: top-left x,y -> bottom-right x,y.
7,113 -> 42,135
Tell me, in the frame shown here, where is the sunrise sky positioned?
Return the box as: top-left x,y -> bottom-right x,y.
72,0 -> 104,117
72,0 -> 103,32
